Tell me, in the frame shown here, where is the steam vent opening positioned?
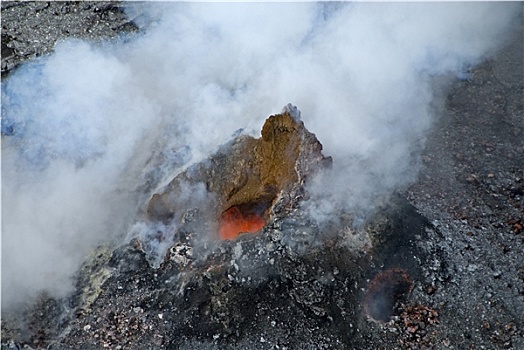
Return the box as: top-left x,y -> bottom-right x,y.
363,268 -> 413,323
218,203 -> 268,240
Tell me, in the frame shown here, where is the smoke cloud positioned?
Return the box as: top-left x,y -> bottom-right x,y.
1,2 -> 518,309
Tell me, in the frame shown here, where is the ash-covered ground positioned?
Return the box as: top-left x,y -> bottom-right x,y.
2,2 -> 523,350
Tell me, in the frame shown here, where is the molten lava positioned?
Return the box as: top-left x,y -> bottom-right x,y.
219,206 -> 266,240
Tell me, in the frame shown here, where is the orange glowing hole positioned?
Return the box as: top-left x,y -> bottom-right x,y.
219,205 -> 266,240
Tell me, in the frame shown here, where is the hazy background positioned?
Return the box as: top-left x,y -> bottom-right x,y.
2,2 -> 519,310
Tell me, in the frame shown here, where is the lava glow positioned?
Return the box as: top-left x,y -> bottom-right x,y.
218,206 -> 266,240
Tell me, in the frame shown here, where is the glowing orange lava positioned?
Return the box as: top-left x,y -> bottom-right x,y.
218,206 -> 266,240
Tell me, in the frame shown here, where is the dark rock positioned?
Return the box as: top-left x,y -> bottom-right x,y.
1,1 -> 137,78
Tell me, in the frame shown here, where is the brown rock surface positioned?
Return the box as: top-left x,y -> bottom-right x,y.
145,105 -> 331,239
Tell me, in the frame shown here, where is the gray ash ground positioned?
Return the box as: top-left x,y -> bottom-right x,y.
2,2 -> 523,350
1,1 -> 137,78
4,196 -> 431,350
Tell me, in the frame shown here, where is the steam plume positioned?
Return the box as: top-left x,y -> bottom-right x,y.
1,2 -> 519,309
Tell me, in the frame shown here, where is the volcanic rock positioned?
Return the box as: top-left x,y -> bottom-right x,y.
3,3 -> 523,350
145,104 -> 332,241
1,102 -> 432,349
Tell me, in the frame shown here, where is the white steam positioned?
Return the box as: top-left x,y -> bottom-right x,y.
1,3 -> 518,309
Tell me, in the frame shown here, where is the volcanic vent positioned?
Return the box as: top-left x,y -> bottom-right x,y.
10,105 -> 435,349
143,104 -> 331,247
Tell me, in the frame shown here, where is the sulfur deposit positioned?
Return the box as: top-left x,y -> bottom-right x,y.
146,104 -> 331,240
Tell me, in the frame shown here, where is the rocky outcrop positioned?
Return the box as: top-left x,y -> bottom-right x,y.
145,104 -> 332,241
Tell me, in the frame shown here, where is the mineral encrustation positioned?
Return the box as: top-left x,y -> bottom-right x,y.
145,104 -> 332,241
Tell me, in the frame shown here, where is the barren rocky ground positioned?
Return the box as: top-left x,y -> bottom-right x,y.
2,2 -> 523,349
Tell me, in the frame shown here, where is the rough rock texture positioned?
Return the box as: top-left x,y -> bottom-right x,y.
145,105 -> 331,239
52,201 -> 426,350
1,1 -> 138,78
2,2 -> 523,350
404,16 -> 524,347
